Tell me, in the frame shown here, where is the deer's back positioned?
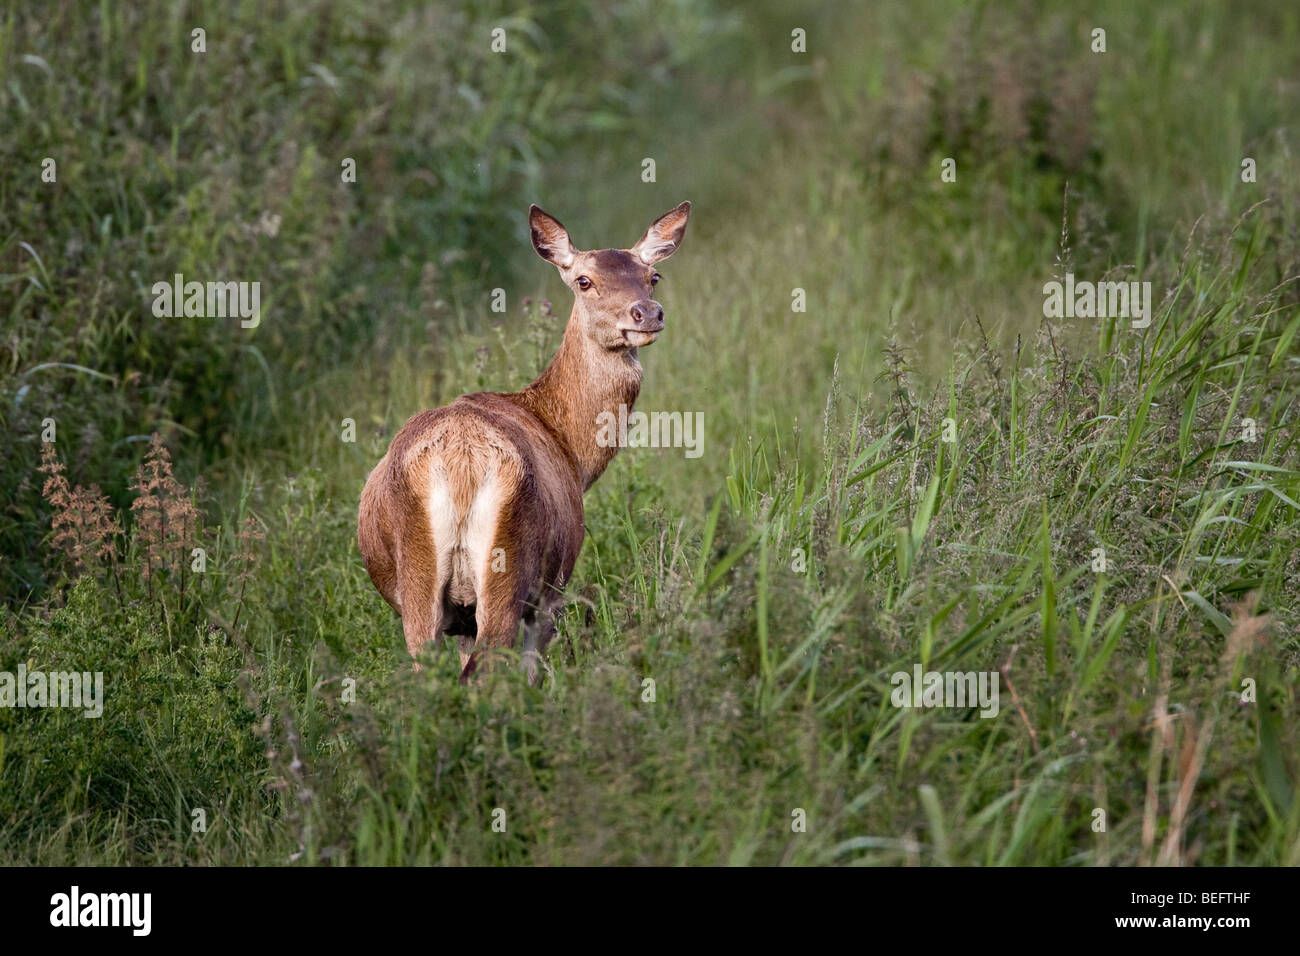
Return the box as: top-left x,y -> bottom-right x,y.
358,392 -> 585,613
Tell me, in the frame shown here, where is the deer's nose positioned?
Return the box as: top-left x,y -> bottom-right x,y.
629,300 -> 664,329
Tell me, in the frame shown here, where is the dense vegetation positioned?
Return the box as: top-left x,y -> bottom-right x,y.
2,0 -> 1298,864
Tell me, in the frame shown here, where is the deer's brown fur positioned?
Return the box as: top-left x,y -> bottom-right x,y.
358,202 -> 691,681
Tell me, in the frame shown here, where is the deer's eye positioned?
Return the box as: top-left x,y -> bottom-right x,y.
576,276 -> 592,291
650,273 -> 661,286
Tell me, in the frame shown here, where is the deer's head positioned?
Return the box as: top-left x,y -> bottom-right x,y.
529,201 -> 691,351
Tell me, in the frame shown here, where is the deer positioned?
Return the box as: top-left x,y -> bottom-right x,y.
358,201 -> 691,683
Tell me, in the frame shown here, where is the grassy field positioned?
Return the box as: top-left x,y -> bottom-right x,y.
2,0 -> 1299,865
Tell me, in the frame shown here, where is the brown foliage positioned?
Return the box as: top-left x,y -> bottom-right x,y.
129,433 -> 199,589
38,444 -> 121,576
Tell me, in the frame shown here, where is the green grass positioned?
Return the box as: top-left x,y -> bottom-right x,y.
2,0 -> 1298,865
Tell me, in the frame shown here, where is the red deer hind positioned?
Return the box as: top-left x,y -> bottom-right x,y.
358,201 -> 691,682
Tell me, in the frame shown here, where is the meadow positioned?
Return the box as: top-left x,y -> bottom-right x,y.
1,0 -> 1298,865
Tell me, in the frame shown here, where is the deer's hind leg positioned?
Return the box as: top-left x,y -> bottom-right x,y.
460,581 -> 526,681
458,488 -> 536,681
395,502 -> 445,668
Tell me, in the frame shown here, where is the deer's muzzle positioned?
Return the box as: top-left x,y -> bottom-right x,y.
620,300 -> 665,345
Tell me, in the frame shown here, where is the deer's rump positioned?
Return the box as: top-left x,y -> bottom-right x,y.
358,394 -> 584,650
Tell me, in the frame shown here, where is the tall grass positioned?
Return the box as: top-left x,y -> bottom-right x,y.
2,0 -> 1298,864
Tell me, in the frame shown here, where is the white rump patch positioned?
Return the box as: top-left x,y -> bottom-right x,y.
430,475 -> 500,606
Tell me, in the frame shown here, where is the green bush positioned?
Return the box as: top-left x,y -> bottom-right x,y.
0,0 -> 737,603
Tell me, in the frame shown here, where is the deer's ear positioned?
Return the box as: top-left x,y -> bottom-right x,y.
529,205 -> 578,268
631,201 -> 691,265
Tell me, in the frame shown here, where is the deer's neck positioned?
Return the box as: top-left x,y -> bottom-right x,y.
519,312 -> 643,490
